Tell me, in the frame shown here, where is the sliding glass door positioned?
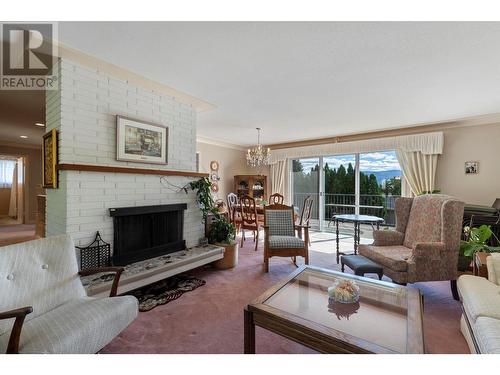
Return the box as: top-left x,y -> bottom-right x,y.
291,150 -> 401,231
292,158 -> 320,229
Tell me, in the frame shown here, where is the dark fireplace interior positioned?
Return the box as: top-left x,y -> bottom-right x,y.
110,204 -> 187,265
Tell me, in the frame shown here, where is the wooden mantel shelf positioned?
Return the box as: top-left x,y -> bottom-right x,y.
56,163 -> 208,178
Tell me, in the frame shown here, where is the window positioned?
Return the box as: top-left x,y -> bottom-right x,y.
0,160 -> 16,188
292,150 -> 401,229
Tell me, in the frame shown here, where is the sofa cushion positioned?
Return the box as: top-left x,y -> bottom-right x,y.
358,244 -> 412,272
0,235 -> 86,336
475,316 -> 500,354
487,253 -> 500,286
0,296 -> 138,354
458,275 -> 500,322
268,235 -> 305,249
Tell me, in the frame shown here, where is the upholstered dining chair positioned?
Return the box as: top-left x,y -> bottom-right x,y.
263,203 -> 310,272
358,194 -> 465,300
269,193 -> 284,205
297,195 -> 314,246
239,195 -> 261,251
227,193 -> 241,233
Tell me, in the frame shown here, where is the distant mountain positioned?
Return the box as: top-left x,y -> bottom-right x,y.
362,170 -> 401,184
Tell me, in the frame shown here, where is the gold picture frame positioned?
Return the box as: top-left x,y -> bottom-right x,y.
42,129 -> 58,188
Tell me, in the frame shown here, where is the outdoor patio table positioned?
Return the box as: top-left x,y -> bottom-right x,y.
333,214 -> 384,264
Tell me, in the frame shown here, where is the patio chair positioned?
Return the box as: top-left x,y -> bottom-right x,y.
358,194 -> 465,300
264,203 -> 309,272
297,195 -> 314,246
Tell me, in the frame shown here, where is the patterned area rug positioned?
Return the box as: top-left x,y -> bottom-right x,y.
127,275 -> 206,312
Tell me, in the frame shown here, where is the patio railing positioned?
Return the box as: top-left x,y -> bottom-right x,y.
293,193 -> 400,228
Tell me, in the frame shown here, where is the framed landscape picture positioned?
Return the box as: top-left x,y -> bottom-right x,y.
465,161 -> 478,174
116,116 -> 168,164
42,129 -> 58,188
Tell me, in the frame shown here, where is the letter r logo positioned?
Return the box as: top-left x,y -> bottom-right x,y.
2,23 -> 54,75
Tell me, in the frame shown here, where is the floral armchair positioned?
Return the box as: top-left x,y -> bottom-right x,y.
359,194 -> 465,299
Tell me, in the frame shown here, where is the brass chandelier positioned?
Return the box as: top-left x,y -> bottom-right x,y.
246,128 -> 271,170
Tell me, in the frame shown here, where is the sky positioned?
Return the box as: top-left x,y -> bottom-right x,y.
297,151 -> 402,174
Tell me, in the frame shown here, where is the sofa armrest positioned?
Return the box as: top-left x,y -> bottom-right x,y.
410,242 -> 446,262
373,230 -> 405,246
0,306 -> 33,354
79,267 -> 124,297
487,253 -> 500,285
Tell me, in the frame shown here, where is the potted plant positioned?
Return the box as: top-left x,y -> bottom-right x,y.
209,215 -> 238,269
458,224 -> 500,271
189,177 -> 239,269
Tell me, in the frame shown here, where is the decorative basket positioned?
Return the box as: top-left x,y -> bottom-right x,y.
76,231 -> 111,271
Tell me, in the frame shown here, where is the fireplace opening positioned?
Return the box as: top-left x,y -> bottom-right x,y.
109,204 -> 187,265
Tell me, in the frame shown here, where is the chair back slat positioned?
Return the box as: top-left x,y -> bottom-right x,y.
269,193 -> 284,205
227,193 -> 238,223
299,196 -> 314,226
240,195 -> 258,225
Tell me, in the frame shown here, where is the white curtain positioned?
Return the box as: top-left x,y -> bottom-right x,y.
0,160 -> 15,188
396,149 -> 438,196
8,164 -> 18,218
270,160 -> 290,204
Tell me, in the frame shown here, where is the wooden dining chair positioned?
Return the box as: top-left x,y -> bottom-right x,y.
298,195 -> 314,246
269,193 -> 284,205
227,193 -> 241,233
239,195 -> 261,251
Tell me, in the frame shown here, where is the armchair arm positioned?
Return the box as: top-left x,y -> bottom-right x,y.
78,267 -> 124,297
0,306 -> 33,354
373,230 -> 404,246
487,253 -> 500,285
410,242 -> 446,262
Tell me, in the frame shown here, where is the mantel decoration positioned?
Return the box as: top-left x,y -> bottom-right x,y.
116,115 -> 168,164
42,128 -> 58,188
246,127 -> 271,172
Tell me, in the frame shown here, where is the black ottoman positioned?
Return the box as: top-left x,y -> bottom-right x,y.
341,255 -> 383,280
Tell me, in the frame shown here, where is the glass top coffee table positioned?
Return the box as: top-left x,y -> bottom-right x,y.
244,266 -> 424,354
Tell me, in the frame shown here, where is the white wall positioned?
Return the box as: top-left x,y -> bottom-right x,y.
46,58 -> 203,248
436,123 -> 500,206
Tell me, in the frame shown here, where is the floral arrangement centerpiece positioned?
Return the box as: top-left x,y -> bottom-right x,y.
328,279 -> 360,304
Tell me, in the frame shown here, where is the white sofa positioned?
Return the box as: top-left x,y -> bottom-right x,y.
0,235 -> 138,354
458,253 -> 500,354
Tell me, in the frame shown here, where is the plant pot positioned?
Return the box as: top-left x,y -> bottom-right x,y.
457,255 -> 472,272
214,241 -> 239,269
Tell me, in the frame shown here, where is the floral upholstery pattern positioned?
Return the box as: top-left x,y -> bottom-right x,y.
358,245 -> 412,272
268,236 -> 305,249
372,230 -> 404,246
358,194 -> 465,284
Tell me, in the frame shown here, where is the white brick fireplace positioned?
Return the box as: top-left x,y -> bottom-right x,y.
45,57 -> 204,252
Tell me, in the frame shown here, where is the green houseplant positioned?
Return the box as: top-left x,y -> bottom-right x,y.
190,177 -> 239,269
458,224 -> 500,271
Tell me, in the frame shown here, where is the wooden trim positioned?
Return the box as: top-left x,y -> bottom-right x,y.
57,163 -> 208,178
0,306 -> 33,354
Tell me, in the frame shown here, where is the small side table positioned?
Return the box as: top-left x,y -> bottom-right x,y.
333,214 -> 384,264
473,252 -> 490,278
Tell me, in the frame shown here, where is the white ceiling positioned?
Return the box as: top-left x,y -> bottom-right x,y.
14,22 -> 500,146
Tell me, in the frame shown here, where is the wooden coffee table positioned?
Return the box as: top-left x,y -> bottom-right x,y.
244,265 -> 424,354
